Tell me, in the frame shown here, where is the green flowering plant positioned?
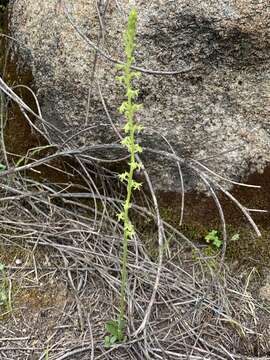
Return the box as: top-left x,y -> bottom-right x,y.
105,8 -> 143,346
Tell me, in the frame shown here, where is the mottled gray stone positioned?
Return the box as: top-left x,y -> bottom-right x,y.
8,0 -> 270,191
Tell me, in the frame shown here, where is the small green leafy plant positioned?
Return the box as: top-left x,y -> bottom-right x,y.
104,319 -> 125,348
204,230 -> 239,252
204,230 -> 222,250
105,8 -> 142,346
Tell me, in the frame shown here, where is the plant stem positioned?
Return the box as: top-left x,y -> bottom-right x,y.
119,75 -> 135,322
118,8 -> 140,323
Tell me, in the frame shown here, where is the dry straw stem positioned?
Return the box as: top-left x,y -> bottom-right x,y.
0,172 -> 269,359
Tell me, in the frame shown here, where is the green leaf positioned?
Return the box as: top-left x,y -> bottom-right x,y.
110,335 -> 117,345
204,230 -> 222,249
118,319 -> 125,330
105,318 -> 125,347
0,263 -> 5,272
205,230 -> 218,243
212,237 -> 222,249
0,163 -> 6,171
104,336 -> 111,348
106,320 -> 119,337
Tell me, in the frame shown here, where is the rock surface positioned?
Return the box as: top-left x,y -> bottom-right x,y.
8,0 -> 270,191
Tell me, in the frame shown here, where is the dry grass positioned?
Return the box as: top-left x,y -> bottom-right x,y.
0,87 -> 269,358
0,168 -> 269,359
0,3 -> 270,357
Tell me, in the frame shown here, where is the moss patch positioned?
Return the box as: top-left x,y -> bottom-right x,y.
135,201 -> 269,274
226,228 -> 270,272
